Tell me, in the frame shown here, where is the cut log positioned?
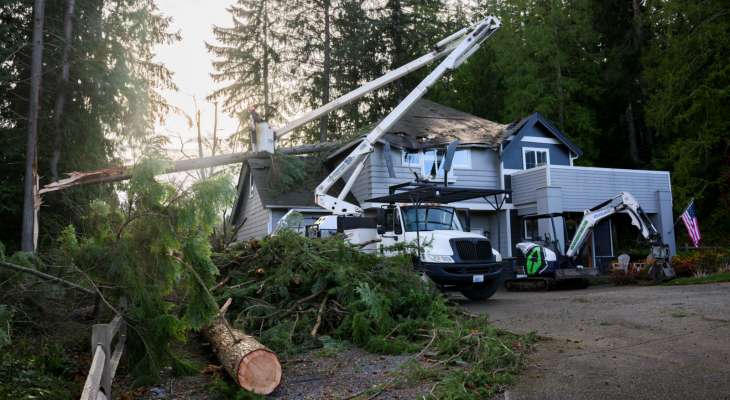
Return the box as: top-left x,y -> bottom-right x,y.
203,318 -> 282,395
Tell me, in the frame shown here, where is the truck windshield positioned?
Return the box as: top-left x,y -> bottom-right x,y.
402,207 -> 460,232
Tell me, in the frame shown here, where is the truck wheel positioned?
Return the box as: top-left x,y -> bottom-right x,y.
461,279 -> 500,301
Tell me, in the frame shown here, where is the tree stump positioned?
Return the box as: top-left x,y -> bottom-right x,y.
203,318 -> 282,394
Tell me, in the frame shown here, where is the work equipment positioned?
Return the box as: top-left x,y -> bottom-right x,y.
505,192 -> 674,290
252,16 -> 506,300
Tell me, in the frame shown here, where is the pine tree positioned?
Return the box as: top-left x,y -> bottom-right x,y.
0,0 -> 179,250
643,0 -> 730,243
491,0 -> 603,159
287,0 -> 339,142
208,0 -> 289,121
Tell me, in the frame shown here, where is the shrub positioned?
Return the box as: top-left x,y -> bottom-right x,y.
672,248 -> 730,277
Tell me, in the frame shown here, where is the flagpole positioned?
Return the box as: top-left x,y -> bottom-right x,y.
673,197 -> 694,227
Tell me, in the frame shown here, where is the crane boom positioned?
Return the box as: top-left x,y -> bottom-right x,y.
274,25 -> 473,140
315,16 -> 501,216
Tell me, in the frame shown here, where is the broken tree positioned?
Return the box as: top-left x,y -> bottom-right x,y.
203,314 -> 282,394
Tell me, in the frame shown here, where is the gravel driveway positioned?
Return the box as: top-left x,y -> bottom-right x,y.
465,283 -> 730,400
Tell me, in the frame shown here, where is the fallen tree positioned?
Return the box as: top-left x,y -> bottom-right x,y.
40,142 -> 337,194
203,315 -> 282,395
213,230 -> 534,399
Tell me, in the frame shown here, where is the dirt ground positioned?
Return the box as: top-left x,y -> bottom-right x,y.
465,283 -> 730,400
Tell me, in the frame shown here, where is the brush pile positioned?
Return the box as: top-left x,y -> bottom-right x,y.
214,230 -> 533,398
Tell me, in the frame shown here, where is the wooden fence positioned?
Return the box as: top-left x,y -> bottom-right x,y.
79,314 -> 127,400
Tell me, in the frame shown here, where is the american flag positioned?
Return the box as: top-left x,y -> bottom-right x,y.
680,199 -> 701,247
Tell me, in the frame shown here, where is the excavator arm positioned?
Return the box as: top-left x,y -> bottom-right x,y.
566,192 -> 660,257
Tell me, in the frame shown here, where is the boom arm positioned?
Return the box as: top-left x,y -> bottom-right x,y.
315,16 -> 501,215
566,192 -> 660,257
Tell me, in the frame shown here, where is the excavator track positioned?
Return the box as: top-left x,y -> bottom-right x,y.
504,277 -> 557,291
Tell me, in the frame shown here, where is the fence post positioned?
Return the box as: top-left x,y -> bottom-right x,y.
91,324 -> 112,398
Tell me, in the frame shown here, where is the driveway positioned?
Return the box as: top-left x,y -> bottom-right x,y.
466,283 -> 730,400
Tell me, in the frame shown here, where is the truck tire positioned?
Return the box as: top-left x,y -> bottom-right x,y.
461,279 -> 500,301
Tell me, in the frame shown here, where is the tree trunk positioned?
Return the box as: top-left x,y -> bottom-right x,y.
625,103 -> 641,164
389,0 -> 404,101
203,318 -> 281,395
209,101 -> 219,177
195,109 -> 206,179
50,0 -> 76,182
318,0 -> 332,143
40,142 -> 338,193
262,0 -> 270,120
22,0 -> 46,252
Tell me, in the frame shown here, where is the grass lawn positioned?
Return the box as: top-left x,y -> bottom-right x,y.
666,272 -> 730,286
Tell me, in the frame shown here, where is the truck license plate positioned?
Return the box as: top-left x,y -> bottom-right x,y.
472,274 -> 484,283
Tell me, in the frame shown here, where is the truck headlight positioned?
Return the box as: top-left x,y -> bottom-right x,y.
492,249 -> 502,262
422,254 -> 454,263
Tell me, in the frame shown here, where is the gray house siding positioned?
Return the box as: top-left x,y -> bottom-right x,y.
236,182 -> 270,241
503,122 -> 573,170
511,167 -> 548,209
549,166 -> 671,213
363,143 -> 500,204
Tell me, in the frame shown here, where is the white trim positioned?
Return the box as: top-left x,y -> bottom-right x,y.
549,165 -> 671,176
521,136 -> 561,145
522,147 -> 550,170
249,180 -> 255,199
267,210 -> 273,234
505,209 -> 512,257
503,168 -> 522,174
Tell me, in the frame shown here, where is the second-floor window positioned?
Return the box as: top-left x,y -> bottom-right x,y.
523,147 -> 549,169
402,148 -> 472,180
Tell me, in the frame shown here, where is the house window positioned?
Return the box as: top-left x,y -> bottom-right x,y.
402,148 -> 472,180
524,218 -> 539,240
402,150 -> 420,167
523,147 -> 549,169
249,178 -> 255,199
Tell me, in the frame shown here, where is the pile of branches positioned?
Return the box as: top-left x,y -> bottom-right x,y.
214,230 -> 533,398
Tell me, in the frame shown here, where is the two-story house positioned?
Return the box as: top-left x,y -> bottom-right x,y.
231,100 -> 676,270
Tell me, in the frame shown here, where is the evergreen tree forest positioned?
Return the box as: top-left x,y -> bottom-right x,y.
207,0 -> 729,244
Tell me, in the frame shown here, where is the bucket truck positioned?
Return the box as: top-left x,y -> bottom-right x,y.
254,16 -> 510,300
505,192 -> 674,290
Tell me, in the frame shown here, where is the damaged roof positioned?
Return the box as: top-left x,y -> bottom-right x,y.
231,155 -> 357,223
386,99 -> 509,149
327,99 -> 510,160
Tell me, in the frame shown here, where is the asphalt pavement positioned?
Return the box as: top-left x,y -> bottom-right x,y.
466,283 -> 730,400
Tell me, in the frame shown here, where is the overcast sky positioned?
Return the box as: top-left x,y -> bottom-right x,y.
154,0 -> 238,159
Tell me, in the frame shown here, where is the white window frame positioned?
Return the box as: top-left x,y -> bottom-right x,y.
522,147 -> 550,170
401,148 -> 472,172
524,219 -> 538,240
402,149 -> 421,167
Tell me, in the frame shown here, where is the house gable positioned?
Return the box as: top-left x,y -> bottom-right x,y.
501,113 -> 583,170
233,167 -> 271,241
